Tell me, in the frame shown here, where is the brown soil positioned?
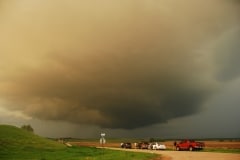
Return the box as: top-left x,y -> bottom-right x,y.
71,140 -> 240,149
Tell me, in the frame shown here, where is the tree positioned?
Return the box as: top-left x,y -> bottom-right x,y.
149,138 -> 155,142
21,124 -> 34,133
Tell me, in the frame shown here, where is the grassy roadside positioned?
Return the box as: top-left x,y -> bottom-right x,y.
0,146 -> 159,160
203,148 -> 240,154
0,125 -> 159,160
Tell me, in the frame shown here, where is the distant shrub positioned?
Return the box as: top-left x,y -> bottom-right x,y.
149,137 -> 165,142
21,124 -> 34,133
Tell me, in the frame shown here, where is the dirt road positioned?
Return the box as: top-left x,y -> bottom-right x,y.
105,147 -> 240,160
75,141 -> 240,160
160,150 -> 240,160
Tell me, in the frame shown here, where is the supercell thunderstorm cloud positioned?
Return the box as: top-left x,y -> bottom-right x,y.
0,0 -> 239,129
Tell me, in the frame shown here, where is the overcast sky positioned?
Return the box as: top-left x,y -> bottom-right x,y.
0,0 -> 240,139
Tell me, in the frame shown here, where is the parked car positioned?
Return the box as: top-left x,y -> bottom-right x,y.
120,142 -> 132,149
148,142 -> 166,150
139,142 -> 149,149
175,140 -> 205,151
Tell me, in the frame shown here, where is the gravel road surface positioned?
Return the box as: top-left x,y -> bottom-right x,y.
105,147 -> 240,160
159,150 -> 240,160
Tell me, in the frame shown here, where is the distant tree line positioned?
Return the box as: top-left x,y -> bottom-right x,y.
149,138 -> 165,142
21,124 -> 34,133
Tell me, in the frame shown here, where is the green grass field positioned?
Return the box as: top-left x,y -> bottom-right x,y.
0,125 -> 158,160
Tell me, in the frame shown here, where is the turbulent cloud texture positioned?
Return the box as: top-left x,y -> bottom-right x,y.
0,0 -> 239,129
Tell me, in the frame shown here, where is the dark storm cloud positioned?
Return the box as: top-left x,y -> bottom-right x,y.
214,28 -> 240,81
0,0 -> 239,129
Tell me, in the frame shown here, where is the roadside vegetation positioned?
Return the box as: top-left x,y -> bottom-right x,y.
0,125 -> 158,160
203,148 -> 240,154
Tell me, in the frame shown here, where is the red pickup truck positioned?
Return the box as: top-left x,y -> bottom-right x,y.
175,140 -> 205,151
